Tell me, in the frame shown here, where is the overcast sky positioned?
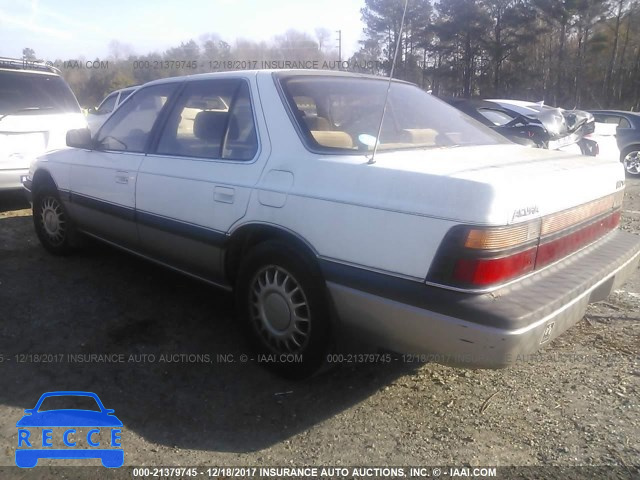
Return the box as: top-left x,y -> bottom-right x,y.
0,0 -> 366,60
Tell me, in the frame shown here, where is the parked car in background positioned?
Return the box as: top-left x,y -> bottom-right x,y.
588,110 -> 640,176
23,70 -> 640,379
444,98 -> 553,148
86,86 -> 138,133
486,99 -> 596,155
585,122 -> 620,163
0,57 -> 86,191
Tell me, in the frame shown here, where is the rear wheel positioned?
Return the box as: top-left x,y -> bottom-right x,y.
235,241 -> 332,379
622,147 -> 640,176
33,185 -> 75,255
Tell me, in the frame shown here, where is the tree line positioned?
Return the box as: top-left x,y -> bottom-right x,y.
24,0 -> 640,110
357,0 -> 640,110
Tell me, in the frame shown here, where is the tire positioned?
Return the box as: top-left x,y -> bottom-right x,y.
32,184 -> 75,255
621,146 -> 640,177
235,241 -> 332,379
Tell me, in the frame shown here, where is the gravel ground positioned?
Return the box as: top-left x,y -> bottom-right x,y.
0,178 -> 638,478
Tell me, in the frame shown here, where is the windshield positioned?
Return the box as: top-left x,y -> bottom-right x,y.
37,395 -> 101,412
0,70 -> 81,115
278,75 -> 506,153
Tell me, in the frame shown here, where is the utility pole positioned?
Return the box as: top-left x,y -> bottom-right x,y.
336,30 -> 342,64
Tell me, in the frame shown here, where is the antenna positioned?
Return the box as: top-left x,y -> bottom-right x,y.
368,0 -> 409,165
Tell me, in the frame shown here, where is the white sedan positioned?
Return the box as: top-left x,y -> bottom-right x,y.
24,70 -> 640,378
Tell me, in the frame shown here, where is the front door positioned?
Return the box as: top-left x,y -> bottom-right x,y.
68,83 -> 178,246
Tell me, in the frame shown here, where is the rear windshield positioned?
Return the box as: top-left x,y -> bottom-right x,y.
278,75 -> 506,153
0,70 -> 81,115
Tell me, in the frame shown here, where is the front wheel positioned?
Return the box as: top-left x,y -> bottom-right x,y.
235,241 -> 332,379
33,185 -> 75,255
622,148 -> 640,176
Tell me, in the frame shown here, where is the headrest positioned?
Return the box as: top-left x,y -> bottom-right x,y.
403,128 -> 438,145
311,131 -> 353,149
194,111 -> 229,142
304,116 -> 331,131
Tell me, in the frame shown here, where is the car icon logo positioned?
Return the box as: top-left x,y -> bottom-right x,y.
15,391 -> 123,468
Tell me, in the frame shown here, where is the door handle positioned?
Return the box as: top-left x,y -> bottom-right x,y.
115,171 -> 129,184
214,186 -> 235,204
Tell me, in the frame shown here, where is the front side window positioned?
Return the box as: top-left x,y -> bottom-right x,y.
278,75 -> 506,153
96,83 -> 176,153
156,79 -> 258,161
0,71 -> 80,115
96,93 -> 117,114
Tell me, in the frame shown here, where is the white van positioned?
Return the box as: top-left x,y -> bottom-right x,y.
0,58 -> 87,191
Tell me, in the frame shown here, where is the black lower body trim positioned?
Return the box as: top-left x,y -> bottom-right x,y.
71,192 -> 135,221
137,210 -> 227,246
67,191 -> 227,247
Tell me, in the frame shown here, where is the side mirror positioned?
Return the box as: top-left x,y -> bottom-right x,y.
23,409 -> 34,414
66,128 -> 94,149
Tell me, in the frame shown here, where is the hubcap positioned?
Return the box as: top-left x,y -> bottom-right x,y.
250,265 -> 310,353
39,196 -> 66,245
624,151 -> 640,175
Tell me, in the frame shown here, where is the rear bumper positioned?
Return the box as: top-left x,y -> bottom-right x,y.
325,230 -> 640,368
22,177 -> 33,202
0,168 -> 28,191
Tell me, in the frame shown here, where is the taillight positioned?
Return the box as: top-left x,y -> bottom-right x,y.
536,211 -> 620,268
452,247 -> 537,286
427,193 -> 623,290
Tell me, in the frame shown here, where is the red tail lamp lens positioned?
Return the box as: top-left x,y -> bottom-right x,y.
453,247 -> 537,286
536,211 -> 621,268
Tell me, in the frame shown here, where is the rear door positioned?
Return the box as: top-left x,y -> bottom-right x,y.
136,77 -> 267,283
67,82 -> 177,246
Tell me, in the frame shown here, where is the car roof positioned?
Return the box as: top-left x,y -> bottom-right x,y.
0,57 -> 61,75
487,98 -> 544,108
143,69 -> 410,87
447,98 -> 512,109
485,99 -> 546,116
33,391 -> 105,407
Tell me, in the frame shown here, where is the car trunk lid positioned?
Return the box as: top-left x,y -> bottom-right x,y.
367,144 -> 624,225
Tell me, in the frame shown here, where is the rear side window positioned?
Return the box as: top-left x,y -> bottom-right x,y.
96,83 -> 176,153
618,117 -> 631,129
596,115 -> 631,129
478,108 -> 515,126
0,70 -> 80,114
156,79 -> 258,161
